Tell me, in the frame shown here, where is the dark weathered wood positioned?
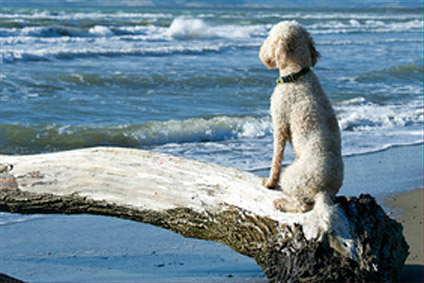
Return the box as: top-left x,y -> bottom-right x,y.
0,273 -> 25,283
0,147 -> 409,282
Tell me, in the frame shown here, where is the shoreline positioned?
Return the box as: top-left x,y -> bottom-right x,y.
1,143 -> 423,282
255,143 -> 424,200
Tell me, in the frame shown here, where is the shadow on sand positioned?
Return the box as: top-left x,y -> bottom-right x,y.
400,265 -> 424,282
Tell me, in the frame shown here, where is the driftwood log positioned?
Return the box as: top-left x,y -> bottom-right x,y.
0,147 -> 408,282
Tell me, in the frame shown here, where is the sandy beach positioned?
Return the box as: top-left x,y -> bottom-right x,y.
385,188 -> 424,282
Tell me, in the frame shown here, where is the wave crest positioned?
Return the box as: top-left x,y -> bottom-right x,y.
0,116 -> 272,154
337,100 -> 423,131
168,18 -> 214,40
167,17 -> 257,40
1,43 -> 239,63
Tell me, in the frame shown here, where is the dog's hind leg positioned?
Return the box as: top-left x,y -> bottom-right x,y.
274,163 -> 315,212
275,159 -> 317,212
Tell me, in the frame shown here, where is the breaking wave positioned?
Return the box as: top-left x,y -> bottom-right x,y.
2,101 -> 422,156
2,7 -> 422,64
0,116 -> 272,154
1,42 -> 255,63
336,97 -> 423,132
308,19 -> 423,34
167,17 -> 263,40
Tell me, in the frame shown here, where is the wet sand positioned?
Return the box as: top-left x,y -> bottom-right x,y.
385,188 -> 424,282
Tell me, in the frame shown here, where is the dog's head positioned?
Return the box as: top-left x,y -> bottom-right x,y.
259,21 -> 320,70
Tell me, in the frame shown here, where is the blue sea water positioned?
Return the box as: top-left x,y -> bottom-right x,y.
1,7 -> 423,171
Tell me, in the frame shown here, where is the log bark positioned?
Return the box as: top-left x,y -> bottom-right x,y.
0,273 -> 25,283
0,147 -> 408,282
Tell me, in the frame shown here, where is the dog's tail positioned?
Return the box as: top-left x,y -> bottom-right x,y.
310,191 -> 335,213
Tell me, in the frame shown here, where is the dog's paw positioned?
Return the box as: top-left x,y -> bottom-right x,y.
273,198 -> 313,213
273,198 -> 289,212
262,178 -> 278,190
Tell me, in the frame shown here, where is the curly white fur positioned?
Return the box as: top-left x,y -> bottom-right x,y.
260,21 -> 344,213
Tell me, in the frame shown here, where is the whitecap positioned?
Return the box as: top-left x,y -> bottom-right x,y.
167,17 -> 219,40
88,25 -> 115,37
167,17 -> 263,40
337,101 -> 424,132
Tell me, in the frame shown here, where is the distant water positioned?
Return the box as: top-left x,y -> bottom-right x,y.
1,7 -> 423,174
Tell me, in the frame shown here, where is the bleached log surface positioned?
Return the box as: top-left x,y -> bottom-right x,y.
0,147 -> 408,282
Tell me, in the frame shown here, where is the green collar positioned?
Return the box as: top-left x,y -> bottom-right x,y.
276,67 -> 311,84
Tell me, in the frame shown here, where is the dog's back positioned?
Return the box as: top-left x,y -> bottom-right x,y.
272,71 -> 344,198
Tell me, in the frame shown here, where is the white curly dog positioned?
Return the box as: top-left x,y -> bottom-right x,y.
260,21 -> 344,213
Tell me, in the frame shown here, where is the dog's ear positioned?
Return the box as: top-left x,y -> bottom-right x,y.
259,40 -> 277,69
274,34 -> 296,68
309,39 -> 321,67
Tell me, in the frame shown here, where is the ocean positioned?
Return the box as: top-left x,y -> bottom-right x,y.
0,5 -> 423,281
1,6 -> 423,171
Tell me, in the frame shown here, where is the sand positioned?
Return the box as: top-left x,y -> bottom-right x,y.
385,188 -> 424,282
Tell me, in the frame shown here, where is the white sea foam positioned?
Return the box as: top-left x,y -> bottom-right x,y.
0,39 -> 262,63
167,17 -> 264,40
2,8 -> 421,65
149,99 -> 422,171
2,11 -> 173,21
21,26 -> 76,37
337,98 -> 423,131
255,12 -> 423,21
318,38 -> 424,46
125,116 -> 272,145
307,19 -> 424,34
168,18 -> 214,40
88,25 -> 114,37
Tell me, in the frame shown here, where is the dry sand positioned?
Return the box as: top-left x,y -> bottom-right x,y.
385,188 -> 424,282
